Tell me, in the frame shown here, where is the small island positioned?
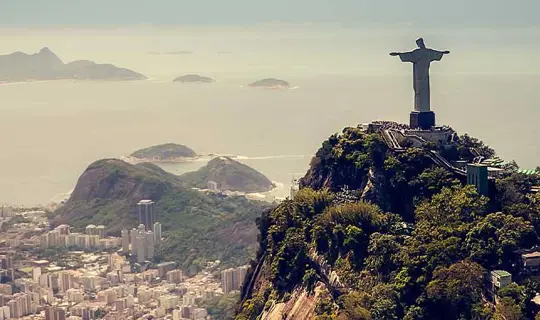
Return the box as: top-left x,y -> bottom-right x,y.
180,156 -> 275,193
248,78 -> 290,89
129,143 -> 197,162
0,47 -> 146,82
173,74 -> 215,83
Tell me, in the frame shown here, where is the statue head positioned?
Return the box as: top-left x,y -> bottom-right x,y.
416,38 -> 426,49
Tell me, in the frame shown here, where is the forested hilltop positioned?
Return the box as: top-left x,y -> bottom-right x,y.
237,126 -> 540,320
53,159 -> 272,274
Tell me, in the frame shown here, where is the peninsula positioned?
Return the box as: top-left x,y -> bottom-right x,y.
0,47 -> 146,82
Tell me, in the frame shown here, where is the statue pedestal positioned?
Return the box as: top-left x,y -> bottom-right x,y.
410,111 -> 435,130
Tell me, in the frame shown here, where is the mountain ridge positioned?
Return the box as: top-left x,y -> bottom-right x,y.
0,48 -> 146,82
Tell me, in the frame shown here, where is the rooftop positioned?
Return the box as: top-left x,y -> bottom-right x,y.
138,200 -> 154,204
518,169 -> 540,175
522,252 -> 540,259
491,270 -> 512,278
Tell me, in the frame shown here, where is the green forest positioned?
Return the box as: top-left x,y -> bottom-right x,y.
238,127 -> 540,320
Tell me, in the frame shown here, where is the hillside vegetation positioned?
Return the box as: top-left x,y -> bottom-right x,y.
130,143 -> 197,160
238,126 -> 540,320
180,157 -> 275,193
53,159 -> 271,274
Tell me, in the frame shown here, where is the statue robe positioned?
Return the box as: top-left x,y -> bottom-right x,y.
398,48 -> 444,113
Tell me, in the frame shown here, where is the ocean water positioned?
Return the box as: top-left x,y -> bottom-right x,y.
0,26 -> 538,205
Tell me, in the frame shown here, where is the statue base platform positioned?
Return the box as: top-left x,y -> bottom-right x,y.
410,111 -> 435,130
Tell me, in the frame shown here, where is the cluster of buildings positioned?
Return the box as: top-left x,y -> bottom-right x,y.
486,248 -> 540,307
220,266 -> 248,294
39,225 -> 121,250
0,207 -> 14,220
0,201 -> 253,320
120,200 -> 162,264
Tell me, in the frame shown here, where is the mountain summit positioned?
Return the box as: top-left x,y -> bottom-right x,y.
0,47 -> 146,82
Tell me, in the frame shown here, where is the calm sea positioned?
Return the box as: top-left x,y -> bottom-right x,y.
0,26 -> 538,205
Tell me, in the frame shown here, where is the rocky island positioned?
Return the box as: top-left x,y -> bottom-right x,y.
173,74 -> 215,83
0,47 -> 146,82
248,78 -> 290,89
129,143 -> 197,162
179,156 -> 275,193
53,159 -> 271,272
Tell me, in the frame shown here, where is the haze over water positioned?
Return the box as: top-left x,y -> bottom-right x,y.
0,25 -> 539,205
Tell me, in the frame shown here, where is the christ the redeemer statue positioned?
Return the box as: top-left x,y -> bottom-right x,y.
390,38 -> 450,129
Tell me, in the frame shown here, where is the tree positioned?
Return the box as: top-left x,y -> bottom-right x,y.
502,160 -> 520,172
457,134 -> 495,161
493,297 -> 522,320
365,233 -> 400,276
465,212 -> 534,269
338,292 -> 372,320
415,186 -> 487,238
425,261 -> 485,319
201,292 -> 240,320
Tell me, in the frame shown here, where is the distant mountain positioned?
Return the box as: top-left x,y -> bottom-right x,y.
53,159 -> 270,273
0,47 -> 146,82
130,143 -> 197,161
173,74 -> 215,83
249,78 -> 290,88
180,157 -> 275,193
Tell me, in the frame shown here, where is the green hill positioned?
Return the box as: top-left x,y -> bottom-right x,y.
238,126 -> 540,320
53,159 -> 271,273
130,143 -> 197,160
179,156 -> 275,193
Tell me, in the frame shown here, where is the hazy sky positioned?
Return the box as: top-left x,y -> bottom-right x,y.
1,0 -> 538,27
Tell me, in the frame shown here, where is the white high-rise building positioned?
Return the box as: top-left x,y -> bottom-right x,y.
146,231 -> 155,260
59,271 -> 74,292
172,309 -> 182,320
32,267 -> 41,283
130,228 -> 138,255
96,225 -> 106,239
221,266 -> 249,294
85,225 -> 96,235
136,233 -> 146,263
182,293 -> 196,306
159,295 -> 179,310
121,229 -> 130,254
166,270 -> 183,284
153,222 -> 162,244
0,305 -> 10,320
66,289 -> 84,303
207,181 -> 219,192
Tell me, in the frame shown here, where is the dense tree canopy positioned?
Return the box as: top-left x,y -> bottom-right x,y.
237,128 -> 540,320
